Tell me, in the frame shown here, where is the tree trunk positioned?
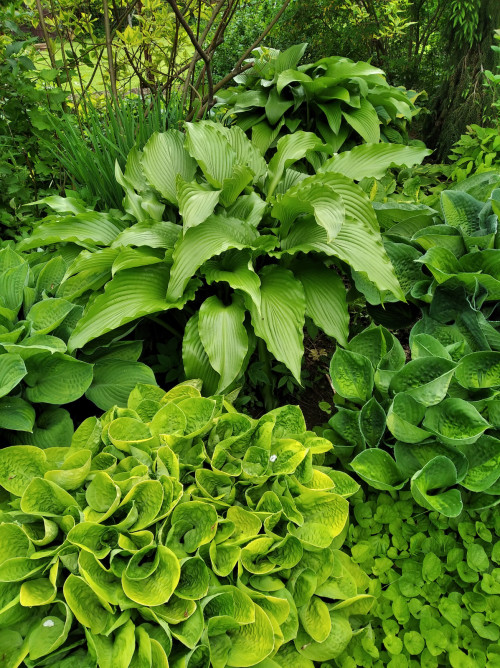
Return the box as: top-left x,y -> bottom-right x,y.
425,0 -> 500,161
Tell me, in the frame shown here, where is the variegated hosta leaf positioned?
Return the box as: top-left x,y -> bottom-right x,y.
0,381 -> 365,666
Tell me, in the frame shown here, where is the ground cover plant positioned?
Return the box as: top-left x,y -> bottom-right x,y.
340,489 -> 500,667
214,43 -> 421,155
19,120 -> 430,405
0,380 -> 371,667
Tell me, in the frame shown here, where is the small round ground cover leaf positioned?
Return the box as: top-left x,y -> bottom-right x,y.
389,357 -> 456,406
0,381 -> 368,666
329,348 -> 374,403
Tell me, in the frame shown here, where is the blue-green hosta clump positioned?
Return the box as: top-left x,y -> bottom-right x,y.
0,381 -> 373,667
337,490 -> 500,667
213,43 -> 422,154
19,120 -> 429,392
325,323 -> 500,517
0,245 -> 155,443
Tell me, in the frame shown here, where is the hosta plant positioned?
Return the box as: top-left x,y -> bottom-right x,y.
325,322 -> 500,517
0,380 -> 372,667
19,121 -> 430,398
359,178 -> 500,342
339,489 -> 500,667
0,245 -> 155,443
214,43 -> 422,155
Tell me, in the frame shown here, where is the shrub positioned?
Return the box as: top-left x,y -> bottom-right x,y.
20,122 -> 430,400
214,44 -> 422,155
0,380 -> 370,667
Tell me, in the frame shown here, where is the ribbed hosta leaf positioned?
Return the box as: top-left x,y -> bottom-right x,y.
111,221 -> 180,249
248,265 -> 306,382
167,215 -> 259,301
141,130 -> 197,205
293,258 -> 348,345
203,250 -> 261,309
68,265 -> 171,352
183,313 -> 220,396
0,397 -> 35,432
17,213 -> 123,251
342,98 -> 380,143
177,176 -> 221,232
86,358 -> 156,410
24,353 -> 93,404
320,143 -> 432,181
281,217 -> 404,300
272,176 -> 345,241
198,295 -> 248,392
185,122 -> 236,189
267,131 -> 326,198
0,353 -> 26,398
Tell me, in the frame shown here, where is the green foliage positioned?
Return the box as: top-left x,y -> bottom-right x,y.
0,245 -> 156,442
22,121 -> 431,399
339,489 -> 500,667
326,322 -> 500,515
0,28 -> 65,238
449,125 -> 500,182
215,44 -> 422,154
0,380 -> 371,667
49,94 -> 182,210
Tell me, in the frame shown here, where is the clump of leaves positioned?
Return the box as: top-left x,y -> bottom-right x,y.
20,121 -> 430,398
448,124 -> 500,182
0,244 -> 155,443
214,43 -> 422,155
338,489 -> 500,667
325,319 -> 500,517
0,380 -> 372,667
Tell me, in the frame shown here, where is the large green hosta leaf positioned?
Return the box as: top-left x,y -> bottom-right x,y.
293,258 -> 349,346
183,313 -> 220,396
247,266 -> 306,382
24,353 -> 93,404
272,177 -> 345,241
141,130 -> 197,205
203,250 -> 261,309
319,143 -> 432,181
167,215 -> 259,301
85,359 -> 156,410
185,122 -> 237,189
342,98 -> 380,143
198,296 -> 248,393
17,213 -> 123,251
68,265 -> 172,352
281,217 -> 404,300
266,132 -> 326,198
0,353 -> 26,398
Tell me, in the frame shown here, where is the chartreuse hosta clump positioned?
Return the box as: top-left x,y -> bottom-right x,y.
0,380 -> 374,667
213,43 -> 422,154
325,323 -> 500,518
338,489 -> 500,667
0,245 -> 155,443
18,121 -> 429,393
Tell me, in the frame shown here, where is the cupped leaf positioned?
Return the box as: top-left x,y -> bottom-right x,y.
455,352 -> 500,389
423,398 -> 489,446
329,348 -> 373,404
389,357 -> 456,406
24,354 -> 93,404
350,449 -> 407,491
0,353 -> 26,398
410,456 -> 463,517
